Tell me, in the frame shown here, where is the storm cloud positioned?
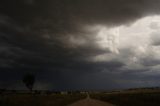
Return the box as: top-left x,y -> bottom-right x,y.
1,0 -> 160,90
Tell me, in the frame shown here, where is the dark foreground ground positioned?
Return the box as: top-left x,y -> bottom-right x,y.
1,89 -> 160,106
0,93 -> 86,106
90,89 -> 160,106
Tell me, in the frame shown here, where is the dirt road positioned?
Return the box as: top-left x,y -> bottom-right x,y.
68,94 -> 115,106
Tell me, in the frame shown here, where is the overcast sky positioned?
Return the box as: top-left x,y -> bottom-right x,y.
1,0 -> 160,90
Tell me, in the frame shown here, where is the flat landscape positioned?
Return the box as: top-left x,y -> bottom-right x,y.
0,93 -> 86,106
1,88 -> 160,106
90,88 -> 160,106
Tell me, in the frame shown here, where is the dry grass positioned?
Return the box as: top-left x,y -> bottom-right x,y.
0,93 -> 86,106
90,90 -> 160,106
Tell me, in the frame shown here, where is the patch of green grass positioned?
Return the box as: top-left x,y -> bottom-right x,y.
90,91 -> 160,106
0,94 -> 86,106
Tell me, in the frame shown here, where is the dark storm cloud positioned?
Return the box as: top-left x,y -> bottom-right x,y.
1,0 -> 160,90
140,56 -> 160,66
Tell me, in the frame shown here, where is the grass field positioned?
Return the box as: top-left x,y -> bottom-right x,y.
0,93 -> 86,106
90,90 -> 160,106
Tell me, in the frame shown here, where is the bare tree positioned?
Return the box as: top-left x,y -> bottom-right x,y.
23,73 -> 35,91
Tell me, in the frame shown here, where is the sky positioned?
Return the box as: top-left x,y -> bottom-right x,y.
1,0 -> 160,90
